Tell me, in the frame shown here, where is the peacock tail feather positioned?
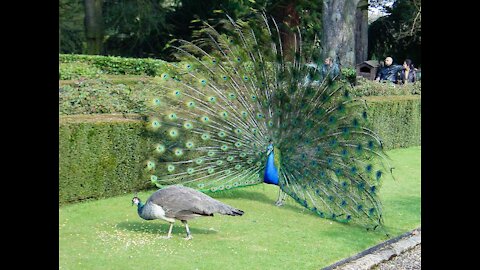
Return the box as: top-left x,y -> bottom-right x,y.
143,12 -> 391,228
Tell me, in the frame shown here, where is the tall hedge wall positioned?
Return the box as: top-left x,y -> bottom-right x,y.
59,114 -> 153,205
363,96 -> 421,149
59,96 -> 420,205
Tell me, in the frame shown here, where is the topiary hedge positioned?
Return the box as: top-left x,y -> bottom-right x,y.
59,114 -> 154,205
351,77 -> 421,97
362,95 -> 421,149
59,54 -> 169,76
59,96 -> 421,204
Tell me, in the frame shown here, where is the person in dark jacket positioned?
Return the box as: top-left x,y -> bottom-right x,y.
375,56 -> 403,83
399,59 -> 416,84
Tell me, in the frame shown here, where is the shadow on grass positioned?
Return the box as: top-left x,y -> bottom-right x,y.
208,188 -> 316,216
207,188 -> 273,203
117,221 -> 217,236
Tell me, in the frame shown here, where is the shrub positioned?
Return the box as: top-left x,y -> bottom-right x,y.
59,77 -> 158,115
59,54 -> 169,76
351,77 -> 421,97
60,62 -> 103,80
362,96 -> 421,149
341,67 -> 357,85
59,115 -> 154,205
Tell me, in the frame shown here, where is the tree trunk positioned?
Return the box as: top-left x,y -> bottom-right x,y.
322,0 -> 360,68
354,0 -> 368,65
83,0 -> 104,55
270,0 -> 300,61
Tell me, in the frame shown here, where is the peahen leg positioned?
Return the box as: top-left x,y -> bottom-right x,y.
182,220 -> 192,240
161,222 -> 174,239
275,188 -> 287,206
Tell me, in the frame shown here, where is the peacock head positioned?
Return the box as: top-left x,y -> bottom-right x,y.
267,140 -> 274,156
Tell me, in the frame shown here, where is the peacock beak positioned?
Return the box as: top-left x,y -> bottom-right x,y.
267,146 -> 274,156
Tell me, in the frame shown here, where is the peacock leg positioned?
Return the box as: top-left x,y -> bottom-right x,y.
182,220 -> 192,240
275,189 -> 286,206
161,222 -> 174,239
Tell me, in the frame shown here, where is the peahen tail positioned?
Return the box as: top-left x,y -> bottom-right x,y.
143,12 -> 392,229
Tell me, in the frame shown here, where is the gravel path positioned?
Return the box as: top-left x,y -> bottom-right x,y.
372,244 -> 421,270
328,229 -> 421,270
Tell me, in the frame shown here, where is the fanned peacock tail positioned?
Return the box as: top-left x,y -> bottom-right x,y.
143,12 -> 392,229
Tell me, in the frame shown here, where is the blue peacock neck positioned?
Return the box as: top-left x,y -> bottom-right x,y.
263,143 -> 279,185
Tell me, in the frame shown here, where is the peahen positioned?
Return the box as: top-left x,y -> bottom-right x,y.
132,185 -> 244,240
143,12 -> 392,230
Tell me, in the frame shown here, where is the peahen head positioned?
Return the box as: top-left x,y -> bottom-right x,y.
132,194 -> 141,206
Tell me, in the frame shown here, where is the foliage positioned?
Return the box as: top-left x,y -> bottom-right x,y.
59,146 -> 420,269
351,77 -> 421,97
368,0 -> 421,66
60,54 -> 170,76
294,0 -> 323,42
59,77 -> 155,115
59,0 -> 325,60
59,115 -> 154,205
363,95 -> 421,149
102,0 -> 177,58
341,67 -> 357,85
59,0 -> 85,53
60,62 -> 103,80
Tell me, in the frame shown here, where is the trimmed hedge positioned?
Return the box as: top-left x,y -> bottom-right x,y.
351,77 -> 421,97
59,54 -> 169,76
59,114 -> 153,205
363,95 -> 421,149
59,77 -> 155,115
59,96 -> 421,204
59,62 -> 103,80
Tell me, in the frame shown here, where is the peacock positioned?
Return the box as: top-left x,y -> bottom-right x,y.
132,185 -> 244,240
142,12 -> 392,230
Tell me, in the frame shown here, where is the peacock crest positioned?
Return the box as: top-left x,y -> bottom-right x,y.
142,12 -> 391,229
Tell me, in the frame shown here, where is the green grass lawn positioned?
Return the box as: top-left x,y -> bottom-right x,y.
59,146 -> 420,269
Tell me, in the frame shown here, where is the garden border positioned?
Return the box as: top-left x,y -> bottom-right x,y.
323,227 -> 421,270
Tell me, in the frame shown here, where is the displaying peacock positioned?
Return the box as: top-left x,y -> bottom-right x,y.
143,12 -> 392,230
